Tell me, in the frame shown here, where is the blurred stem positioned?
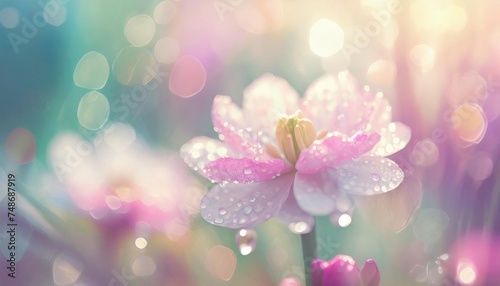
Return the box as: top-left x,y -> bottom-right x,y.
301,224 -> 317,286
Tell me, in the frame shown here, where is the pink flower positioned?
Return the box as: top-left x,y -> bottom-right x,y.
49,123 -> 204,239
311,255 -> 380,286
181,72 -> 410,231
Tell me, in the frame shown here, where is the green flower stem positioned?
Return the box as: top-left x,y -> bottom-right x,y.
301,224 -> 317,286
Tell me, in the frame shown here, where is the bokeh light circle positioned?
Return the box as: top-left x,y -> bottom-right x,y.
366,60 -> 397,85
113,47 -> 157,86
466,152 -> 493,181
309,19 -> 344,57
5,127 -> 36,165
77,91 -> 110,130
154,0 -> 177,24
205,245 -> 236,281
124,14 -> 156,47
0,7 -> 19,28
169,55 -> 207,98
135,237 -> 148,249
452,103 -> 487,144
410,139 -> 439,167
52,253 -> 83,285
43,1 -> 67,27
234,0 -> 284,35
154,37 -> 180,64
73,51 -> 110,89
132,255 -> 156,277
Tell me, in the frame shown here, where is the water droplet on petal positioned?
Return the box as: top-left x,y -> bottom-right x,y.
254,203 -> 263,213
243,206 -> 252,214
214,217 -> 223,224
238,217 -> 248,224
218,207 -> 227,215
244,168 -> 252,175
235,229 -> 257,255
371,173 -> 380,182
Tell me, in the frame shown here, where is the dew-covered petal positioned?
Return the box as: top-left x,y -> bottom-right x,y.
370,122 -> 411,157
275,189 -> 315,234
204,157 -> 288,184
212,95 -> 267,158
300,72 -> 374,136
180,136 -> 237,177
336,156 -> 405,195
294,170 -> 353,216
296,132 -> 380,174
242,73 -> 300,140
200,173 -> 294,228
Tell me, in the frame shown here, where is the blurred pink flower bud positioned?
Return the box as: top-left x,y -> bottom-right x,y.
360,259 -> 380,286
279,277 -> 302,286
311,255 -> 380,286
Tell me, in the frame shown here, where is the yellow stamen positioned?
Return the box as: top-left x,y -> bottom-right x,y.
275,111 -> 317,165
266,144 -> 281,159
316,129 -> 328,141
294,125 -> 307,151
284,134 -> 297,164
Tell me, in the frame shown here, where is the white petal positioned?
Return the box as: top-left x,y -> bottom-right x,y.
275,191 -> 315,234
200,173 -> 293,228
294,171 -> 352,216
337,156 -> 405,195
370,122 -> 411,156
212,95 -> 268,158
300,72 -> 373,136
242,73 -> 300,140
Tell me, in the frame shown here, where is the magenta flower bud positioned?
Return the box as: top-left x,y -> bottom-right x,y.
311,255 -> 380,286
360,259 -> 380,286
311,259 -> 328,286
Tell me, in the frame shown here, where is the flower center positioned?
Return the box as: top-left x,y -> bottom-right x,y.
274,111 -> 317,165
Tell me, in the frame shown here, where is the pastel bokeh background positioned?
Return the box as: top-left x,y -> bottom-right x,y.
1,0 -> 500,285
